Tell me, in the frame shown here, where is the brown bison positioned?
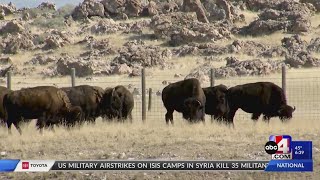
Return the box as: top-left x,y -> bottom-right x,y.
102,85 -> 134,122
3,86 -> 82,134
226,82 -> 296,127
60,85 -> 105,125
0,86 -> 11,126
162,78 -> 206,124
202,84 -> 229,122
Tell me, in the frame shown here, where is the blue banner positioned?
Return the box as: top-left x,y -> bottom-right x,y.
291,141 -> 312,160
0,159 -> 20,172
265,159 -> 313,172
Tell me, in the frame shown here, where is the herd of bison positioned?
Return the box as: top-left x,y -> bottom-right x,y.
0,78 -> 296,134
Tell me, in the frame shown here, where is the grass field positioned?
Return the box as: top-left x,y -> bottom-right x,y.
0,68 -> 319,180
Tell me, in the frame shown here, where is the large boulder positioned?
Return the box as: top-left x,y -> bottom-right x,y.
174,42 -> 231,56
43,30 -> 72,50
281,35 -> 308,55
1,32 -> 35,54
307,38 -> 320,53
290,18 -> 310,33
101,0 -> 126,15
37,2 -> 56,10
56,56 -> 94,77
285,51 -> 320,68
238,19 -> 290,36
243,0 -> 275,11
160,1 -> 180,14
50,55 -> 113,77
87,39 -> 117,52
112,64 -> 132,75
0,21 -> 25,35
71,0 -> 105,20
202,0 -> 245,23
111,40 -> 172,69
125,0 -> 143,17
82,38 -> 118,57
90,19 -> 125,34
216,0 -> 233,21
238,1 -> 314,36
0,3 -> 16,16
182,0 -> 209,23
143,1 -> 158,16
25,55 -> 57,65
122,19 -> 151,34
151,12 -> 198,39
150,12 -> 231,46
301,0 -> 320,12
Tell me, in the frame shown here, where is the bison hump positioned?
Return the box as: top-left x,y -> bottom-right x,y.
57,90 -> 72,110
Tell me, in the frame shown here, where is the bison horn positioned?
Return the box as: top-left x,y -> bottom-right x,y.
196,100 -> 201,107
112,88 -> 116,96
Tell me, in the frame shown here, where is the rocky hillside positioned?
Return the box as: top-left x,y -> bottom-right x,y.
0,0 -> 319,83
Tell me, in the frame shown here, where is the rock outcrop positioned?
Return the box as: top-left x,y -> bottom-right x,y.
150,12 -> 231,46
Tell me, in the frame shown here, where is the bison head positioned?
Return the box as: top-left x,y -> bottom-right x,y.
100,87 -> 122,119
67,106 -> 82,126
183,98 -> 204,122
212,85 -> 229,118
110,88 -> 122,110
278,105 -> 296,121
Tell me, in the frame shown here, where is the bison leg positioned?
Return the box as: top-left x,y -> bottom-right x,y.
251,113 -> 261,121
49,124 -> 55,132
228,121 -> 235,129
201,109 -> 205,123
226,107 -> 238,126
36,117 -> 46,134
7,116 -> 22,135
7,121 -> 12,135
128,113 -> 133,123
210,115 -> 215,123
12,121 -> 22,135
263,115 -> 270,124
165,109 -> 174,125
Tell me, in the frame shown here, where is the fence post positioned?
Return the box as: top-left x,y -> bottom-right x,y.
141,68 -> 146,122
148,88 -> 152,112
282,64 -> 286,96
6,71 -> 11,90
210,68 -> 215,87
71,68 -> 76,87
210,69 -> 215,121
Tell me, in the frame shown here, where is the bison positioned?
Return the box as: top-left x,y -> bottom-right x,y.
202,84 -> 229,122
0,86 -> 11,126
60,85 -> 105,125
161,78 -> 206,124
225,82 -> 296,126
101,85 -> 134,122
3,86 -> 82,134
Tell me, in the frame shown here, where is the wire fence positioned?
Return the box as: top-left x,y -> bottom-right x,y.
3,67 -> 320,123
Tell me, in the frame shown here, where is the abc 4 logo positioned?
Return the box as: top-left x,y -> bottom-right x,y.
264,141 -> 279,154
265,135 -> 291,155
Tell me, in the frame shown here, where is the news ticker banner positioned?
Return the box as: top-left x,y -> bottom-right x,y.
0,160 -> 313,172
